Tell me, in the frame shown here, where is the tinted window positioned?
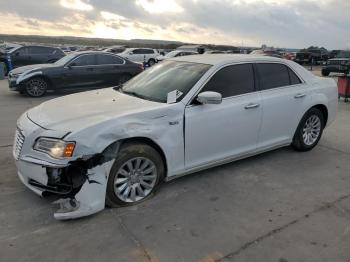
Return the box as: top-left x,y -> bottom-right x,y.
16,47 -> 28,55
28,47 -> 47,54
288,68 -> 302,85
133,49 -> 143,54
71,54 -> 96,66
97,54 -> 123,65
201,64 -> 255,98
144,49 -> 154,54
257,63 -> 290,90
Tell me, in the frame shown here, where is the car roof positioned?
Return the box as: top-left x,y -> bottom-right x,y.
169,54 -> 285,65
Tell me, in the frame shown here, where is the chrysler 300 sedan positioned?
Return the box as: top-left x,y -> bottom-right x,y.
13,55 -> 337,219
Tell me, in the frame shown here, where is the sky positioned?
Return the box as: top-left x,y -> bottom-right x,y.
0,0 -> 349,49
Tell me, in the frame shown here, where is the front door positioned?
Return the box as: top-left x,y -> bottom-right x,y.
185,63 -> 262,170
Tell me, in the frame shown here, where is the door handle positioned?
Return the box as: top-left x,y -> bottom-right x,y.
244,103 -> 260,109
294,93 -> 306,99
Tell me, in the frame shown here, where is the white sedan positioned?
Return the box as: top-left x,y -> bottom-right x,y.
13,55 -> 337,219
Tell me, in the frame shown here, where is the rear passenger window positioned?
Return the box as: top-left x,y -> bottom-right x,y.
71,55 -> 96,66
257,63 -> 290,90
97,54 -> 124,65
201,64 -> 255,98
288,68 -> 302,85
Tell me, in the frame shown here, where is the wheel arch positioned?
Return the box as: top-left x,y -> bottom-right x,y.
103,136 -> 168,177
311,104 -> 328,126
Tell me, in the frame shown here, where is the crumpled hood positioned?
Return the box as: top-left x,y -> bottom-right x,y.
10,64 -> 56,75
27,88 -> 165,132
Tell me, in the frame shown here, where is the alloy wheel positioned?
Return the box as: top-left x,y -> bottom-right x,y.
26,78 -> 47,97
114,157 -> 157,203
302,115 -> 321,146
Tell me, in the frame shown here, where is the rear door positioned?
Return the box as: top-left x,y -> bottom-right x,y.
256,63 -> 311,150
95,54 -> 125,87
185,63 -> 262,169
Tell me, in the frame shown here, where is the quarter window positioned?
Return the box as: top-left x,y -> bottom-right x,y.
257,63 -> 290,90
201,64 -> 255,98
288,68 -> 302,85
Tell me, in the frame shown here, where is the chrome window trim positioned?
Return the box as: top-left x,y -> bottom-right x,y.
64,53 -> 126,68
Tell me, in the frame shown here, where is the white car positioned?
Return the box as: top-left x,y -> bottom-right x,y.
156,50 -> 198,62
13,55 -> 337,220
119,48 -> 159,66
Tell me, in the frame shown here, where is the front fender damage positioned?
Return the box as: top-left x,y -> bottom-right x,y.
44,143 -> 119,220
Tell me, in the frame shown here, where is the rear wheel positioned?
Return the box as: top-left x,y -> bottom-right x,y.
292,108 -> 324,152
148,59 -> 155,67
118,74 -> 131,85
106,142 -> 165,207
25,77 -> 48,97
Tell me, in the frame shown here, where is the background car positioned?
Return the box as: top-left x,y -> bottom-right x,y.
156,50 -> 198,62
250,49 -> 283,58
0,45 -> 65,75
295,48 -> 329,65
322,50 -> 350,76
8,51 -> 143,97
119,48 -> 159,66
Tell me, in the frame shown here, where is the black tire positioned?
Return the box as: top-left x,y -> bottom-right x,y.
292,108 -> 324,152
148,59 -> 155,67
25,77 -> 48,97
118,74 -> 131,85
106,142 -> 165,207
321,69 -> 330,77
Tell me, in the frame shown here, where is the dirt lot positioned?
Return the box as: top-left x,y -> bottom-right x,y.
1,68 -> 350,262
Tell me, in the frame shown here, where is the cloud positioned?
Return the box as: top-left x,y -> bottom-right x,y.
0,0 -> 349,49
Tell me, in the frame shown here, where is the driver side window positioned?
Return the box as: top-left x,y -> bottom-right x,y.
201,64 -> 255,98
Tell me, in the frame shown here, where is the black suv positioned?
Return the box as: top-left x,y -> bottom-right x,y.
0,45 -> 65,75
322,51 -> 350,76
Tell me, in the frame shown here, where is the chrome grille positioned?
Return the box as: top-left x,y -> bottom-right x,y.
13,129 -> 25,160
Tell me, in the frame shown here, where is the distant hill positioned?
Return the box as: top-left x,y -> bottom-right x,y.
0,34 -> 185,49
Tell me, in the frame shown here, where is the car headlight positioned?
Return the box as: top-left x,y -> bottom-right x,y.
34,137 -> 75,158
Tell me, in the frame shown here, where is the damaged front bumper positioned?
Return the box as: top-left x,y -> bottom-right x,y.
14,113 -> 115,220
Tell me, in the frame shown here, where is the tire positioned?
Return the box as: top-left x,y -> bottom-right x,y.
292,108 -> 324,152
25,77 -> 48,97
106,142 -> 165,207
321,69 -> 330,77
148,59 -> 155,67
118,74 -> 131,85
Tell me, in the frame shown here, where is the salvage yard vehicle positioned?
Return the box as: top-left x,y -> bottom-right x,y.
322,50 -> 350,76
0,45 -> 65,75
13,55 -> 337,220
119,48 -> 159,66
156,50 -> 198,62
8,51 -> 143,97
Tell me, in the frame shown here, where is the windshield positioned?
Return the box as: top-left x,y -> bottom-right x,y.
336,51 -> 350,58
120,60 -> 211,103
54,52 -> 76,66
165,51 -> 180,58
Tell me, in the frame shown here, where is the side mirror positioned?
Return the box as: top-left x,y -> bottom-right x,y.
128,52 -> 133,55
196,91 -> 222,105
15,52 -> 20,56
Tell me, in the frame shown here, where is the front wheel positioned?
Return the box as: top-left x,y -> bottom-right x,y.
292,108 -> 324,152
148,59 -> 155,67
106,143 -> 165,207
25,77 -> 48,97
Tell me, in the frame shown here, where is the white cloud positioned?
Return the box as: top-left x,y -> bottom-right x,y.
135,0 -> 184,14
60,0 -> 93,11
